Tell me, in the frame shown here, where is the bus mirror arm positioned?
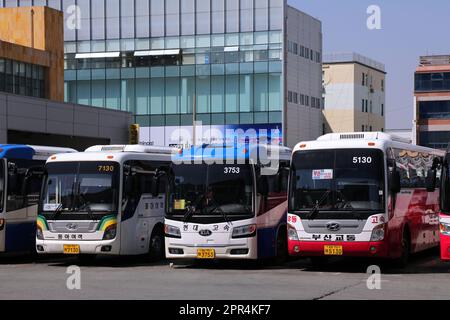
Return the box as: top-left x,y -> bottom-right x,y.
426,169 -> 437,192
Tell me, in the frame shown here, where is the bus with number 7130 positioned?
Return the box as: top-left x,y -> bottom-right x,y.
36,145 -> 174,260
287,132 -> 444,267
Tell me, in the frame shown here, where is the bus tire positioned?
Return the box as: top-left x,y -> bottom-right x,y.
275,226 -> 288,264
394,227 -> 410,268
148,225 -> 165,262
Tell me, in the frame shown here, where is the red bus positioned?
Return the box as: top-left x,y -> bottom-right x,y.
287,132 -> 444,266
438,151 -> 450,261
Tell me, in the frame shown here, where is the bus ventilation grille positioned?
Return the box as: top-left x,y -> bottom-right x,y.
339,134 -> 365,140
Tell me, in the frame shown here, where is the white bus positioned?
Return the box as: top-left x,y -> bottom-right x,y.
36,145 -> 174,260
287,132 -> 444,266
164,144 -> 291,261
0,145 -> 76,255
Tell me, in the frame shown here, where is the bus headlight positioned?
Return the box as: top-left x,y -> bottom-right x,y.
232,224 -> 256,239
36,226 -> 43,240
287,224 -> 299,241
164,224 -> 181,239
440,222 -> 450,235
370,224 -> 385,242
102,224 -> 117,240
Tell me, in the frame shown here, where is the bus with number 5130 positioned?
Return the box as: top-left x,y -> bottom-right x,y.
287,132 -> 444,267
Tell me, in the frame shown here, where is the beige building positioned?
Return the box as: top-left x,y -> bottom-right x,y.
322,53 -> 386,134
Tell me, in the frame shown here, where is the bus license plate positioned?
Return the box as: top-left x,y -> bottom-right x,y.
324,245 -> 343,256
197,249 -> 215,259
63,244 -> 80,254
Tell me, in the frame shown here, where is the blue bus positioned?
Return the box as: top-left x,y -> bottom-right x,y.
0,145 -> 76,255
164,144 -> 291,261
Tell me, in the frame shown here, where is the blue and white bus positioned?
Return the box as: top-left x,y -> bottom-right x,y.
164,144 -> 291,261
0,145 -> 76,255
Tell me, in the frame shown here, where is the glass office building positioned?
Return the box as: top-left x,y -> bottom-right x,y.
1,0 -> 323,147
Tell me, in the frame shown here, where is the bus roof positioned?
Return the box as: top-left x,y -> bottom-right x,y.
293,132 -> 445,156
0,144 -> 76,160
47,144 -> 176,164
175,144 -> 292,163
85,144 -> 175,155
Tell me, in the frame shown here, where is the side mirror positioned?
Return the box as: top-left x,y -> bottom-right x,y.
151,176 -> 160,198
389,170 -> 401,194
257,176 -> 269,197
426,169 -> 437,192
124,174 -> 135,197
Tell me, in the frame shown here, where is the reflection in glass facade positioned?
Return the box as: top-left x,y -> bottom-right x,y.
2,0 -> 323,147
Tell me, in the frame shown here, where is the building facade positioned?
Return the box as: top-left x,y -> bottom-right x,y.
414,55 -> 450,149
322,52 -> 386,134
1,0 -> 323,148
0,6 -> 64,101
0,5 -> 132,149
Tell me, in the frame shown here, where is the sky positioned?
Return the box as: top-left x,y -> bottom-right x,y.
288,0 -> 450,129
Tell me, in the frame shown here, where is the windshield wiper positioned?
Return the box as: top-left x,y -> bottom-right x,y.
334,190 -> 359,219
306,190 -> 332,220
79,201 -> 95,220
51,203 -> 64,220
206,200 -> 229,223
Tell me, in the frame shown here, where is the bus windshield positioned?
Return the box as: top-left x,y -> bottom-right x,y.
41,161 -> 119,217
167,163 -> 254,220
290,149 -> 384,219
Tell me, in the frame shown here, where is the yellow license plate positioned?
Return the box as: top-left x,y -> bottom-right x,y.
63,244 -> 80,254
324,245 -> 343,256
197,248 -> 215,259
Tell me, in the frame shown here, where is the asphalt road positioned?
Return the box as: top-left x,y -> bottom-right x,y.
0,248 -> 449,300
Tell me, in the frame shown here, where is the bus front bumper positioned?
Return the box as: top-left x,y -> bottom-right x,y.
36,239 -> 119,255
165,239 -> 257,260
440,236 -> 450,261
288,240 -> 388,258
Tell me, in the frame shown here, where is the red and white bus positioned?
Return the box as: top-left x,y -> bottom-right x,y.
438,151 -> 450,261
287,132 -> 444,266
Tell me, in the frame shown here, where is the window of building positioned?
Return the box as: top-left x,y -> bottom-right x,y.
288,90 -> 292,103
293,92 -> 298,104
362,73 -> 365,86
361,125 -> 364,132
361,99 -> 365,112
381,79 -> 384,92
381,103 -> 384,116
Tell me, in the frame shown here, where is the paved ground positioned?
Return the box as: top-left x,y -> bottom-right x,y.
0,248 -> 449,300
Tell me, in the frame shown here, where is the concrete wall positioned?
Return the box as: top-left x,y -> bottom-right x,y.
323,61 -> 386,133
285,6 -> 323,147
0,92 -> 132,147
0,6 -> 64,101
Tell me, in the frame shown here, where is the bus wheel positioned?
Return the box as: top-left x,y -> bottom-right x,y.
148,226 -> 165,261
275,227 -> 288,264
394,228 -> 410,268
